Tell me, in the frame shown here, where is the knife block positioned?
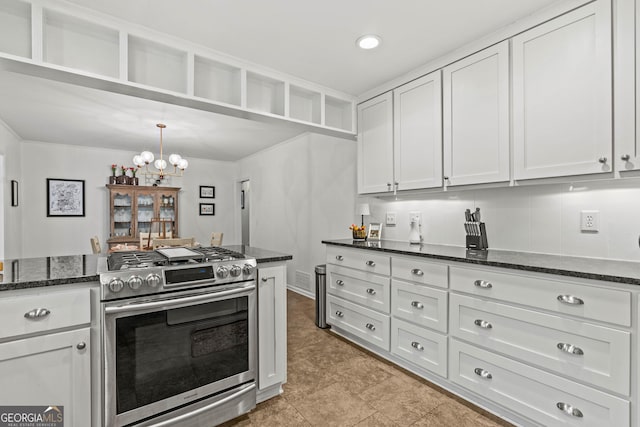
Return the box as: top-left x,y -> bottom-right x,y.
465,222 -> 488,250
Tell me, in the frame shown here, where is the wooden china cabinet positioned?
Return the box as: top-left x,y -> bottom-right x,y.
106,184 -> 180,249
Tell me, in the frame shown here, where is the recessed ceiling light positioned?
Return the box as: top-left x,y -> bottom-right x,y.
356,35 -> 381,50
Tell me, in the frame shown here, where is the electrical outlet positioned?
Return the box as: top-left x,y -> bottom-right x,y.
580,210 -> 599,232
386,212 -> 397,226
410,211 -> 421,225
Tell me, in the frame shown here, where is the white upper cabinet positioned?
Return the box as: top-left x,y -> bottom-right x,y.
443,41 -> 510,186
358,92 -> 394,194
393,71 -> 443,191
512,1 -> 612,180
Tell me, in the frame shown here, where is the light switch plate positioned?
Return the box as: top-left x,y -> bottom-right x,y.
386,212 -> 397,226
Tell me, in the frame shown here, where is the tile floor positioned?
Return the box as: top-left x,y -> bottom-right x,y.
221,290 -> 513,427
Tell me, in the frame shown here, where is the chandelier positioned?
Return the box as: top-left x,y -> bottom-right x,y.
133,123 -> 188,179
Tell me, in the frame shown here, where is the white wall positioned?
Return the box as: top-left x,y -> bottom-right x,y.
19,141 -> 239,257
239,133 -> 357,293
361,178 -> 640,262
0,121 -> 23,259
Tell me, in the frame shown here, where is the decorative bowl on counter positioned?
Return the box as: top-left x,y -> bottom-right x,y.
350,224 -> 367,241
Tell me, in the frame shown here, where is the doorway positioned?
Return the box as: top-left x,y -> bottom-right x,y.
240,180 -> 250,246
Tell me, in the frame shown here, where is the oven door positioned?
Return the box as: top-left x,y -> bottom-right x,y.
102,282 -> 256,427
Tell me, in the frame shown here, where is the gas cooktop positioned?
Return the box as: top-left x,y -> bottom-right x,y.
107,246 -> 246,271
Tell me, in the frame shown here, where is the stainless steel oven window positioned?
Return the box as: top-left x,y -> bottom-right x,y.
102,285 -> 256,427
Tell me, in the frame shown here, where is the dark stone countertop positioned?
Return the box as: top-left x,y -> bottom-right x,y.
0,245 -> 292,292
322,239 -> 640,286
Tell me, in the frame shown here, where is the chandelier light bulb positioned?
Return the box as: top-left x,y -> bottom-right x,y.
177,159 -> 189,170
140,151 -> 154,164
154,159 -> 167,170
132,155 -> 144,167
168,154 -> 182,166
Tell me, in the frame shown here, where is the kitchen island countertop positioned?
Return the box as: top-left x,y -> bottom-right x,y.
0,245 -> 293,292
323,239 -> 640,286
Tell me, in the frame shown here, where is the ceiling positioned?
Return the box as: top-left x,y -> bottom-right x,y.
1,0 -> 562,161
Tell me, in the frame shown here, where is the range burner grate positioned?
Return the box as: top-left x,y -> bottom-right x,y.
107,246 -> 247,271
193,246 -> 247,261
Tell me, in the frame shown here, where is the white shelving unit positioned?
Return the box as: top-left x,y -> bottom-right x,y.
0,0 -> 356,135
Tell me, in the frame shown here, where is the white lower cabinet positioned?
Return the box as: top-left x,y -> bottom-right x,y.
450,339 -> 629,427
328,265 -> 390,313
391,317 -> 447,377
327,295 -> 390,351
391,279 -> 447,333
258,264 -> 287,395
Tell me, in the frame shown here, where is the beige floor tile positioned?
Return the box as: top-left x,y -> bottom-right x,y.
354,411 -> 400,426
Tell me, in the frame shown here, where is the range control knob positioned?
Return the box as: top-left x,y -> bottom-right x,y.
146,273 -> 161,288
229,265 -> 242,277
216,266 -> 230,279
108,278 -> 124,293
128,276 -> 143,290
242,263 -> 254,276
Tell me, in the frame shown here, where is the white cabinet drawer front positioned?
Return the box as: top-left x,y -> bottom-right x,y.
0,288 -> 90,340
450,293 -> 630,395
391,318 -> 447,378
327,295 -> 390,351
391,256 -> 448,288
449,266 -> 631,326
450,339 -> 629,427
327,265 -> 390,313
391,280 -> 447,333
327,246 -> 390,276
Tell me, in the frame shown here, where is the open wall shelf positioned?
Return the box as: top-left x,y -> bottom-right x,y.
0,0 -> 356,136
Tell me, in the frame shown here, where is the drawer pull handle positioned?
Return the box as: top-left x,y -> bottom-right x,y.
411,268 -> 424,276
365,260 -> 376,267
24,308 -> 51,319
474,368 -> 493,379
335,311 -> 344,318
336,279 -> 345,286
474,319 -> 492,329
557,295 -> 584,305
411,301 -> 424,309
365,323 -> 376,331
76,342 -> 87,350
557,343 -> 584,356
366,288 -> 376,295
411,341 -> 424,351
556,402 -> 583,418
474,280 -> 492,289
335,255 -> 344,261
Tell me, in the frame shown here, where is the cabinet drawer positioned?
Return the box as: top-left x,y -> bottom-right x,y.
391,280 -> 447,333
327,295 -> 390,351
327,246 -> 390,276
450,265 -> 631,326
391,318 -> 447,378
391,256 -> 448,288
327,265 -> 390,313
450,339 -> 629,427
450,293 -> 630,395
0,288 -> 90,340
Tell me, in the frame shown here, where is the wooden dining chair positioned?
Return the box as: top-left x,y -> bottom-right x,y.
90,236 -> 101,254
152,237 -> 195,249
140,231 -> 172,249
210,232 -> 224,246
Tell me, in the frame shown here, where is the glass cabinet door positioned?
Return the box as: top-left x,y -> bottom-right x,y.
112,192 -> 132,237
137,193 -> 155,234
158,192 -> 176,236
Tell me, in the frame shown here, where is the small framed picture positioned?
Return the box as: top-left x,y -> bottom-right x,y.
199,203 -> 215,216
199,186 -> 215,198
47,178 -> 85,217
368,222 -> 382,240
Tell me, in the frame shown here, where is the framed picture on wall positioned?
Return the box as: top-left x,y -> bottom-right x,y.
199,186 -> 215,198
199,203 -> 215,216
368,222 -> 382,240
47,178 -> 85,217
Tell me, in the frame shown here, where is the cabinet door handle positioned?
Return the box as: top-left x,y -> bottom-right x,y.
335,255 -> 344,261
621,154 -> 631,161
411,268 -> 424,276
366,288 -> 376,295
336,279 -> 345,286
474,319 -> 492,329
335,311 -> 344,318
387,183 -> 392,191
411,341 -> 424,351
598,157 -> 607,164
261,276 -> 275,282
474,368 -> 493,379
556,402 -> 583,418
557,295 -> 584,305
77,342 -> 87,350
474,280 -> 492,289
365,260 -> 376,267
24,308 -> 51,319
557,343 -> 584,356
365,323 -> 376,331
411,301 -> 424,309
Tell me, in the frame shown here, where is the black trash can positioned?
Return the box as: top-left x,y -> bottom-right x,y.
315,264 -> 330,329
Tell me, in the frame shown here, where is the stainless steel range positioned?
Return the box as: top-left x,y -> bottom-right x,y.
100,246 -> 257,427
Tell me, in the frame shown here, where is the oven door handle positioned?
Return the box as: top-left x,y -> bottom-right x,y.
104,283 -> 255,314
